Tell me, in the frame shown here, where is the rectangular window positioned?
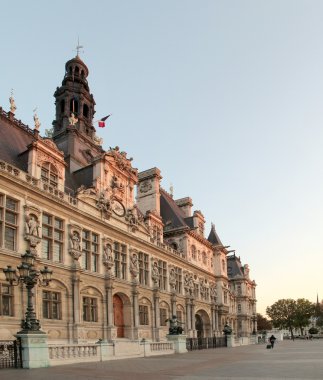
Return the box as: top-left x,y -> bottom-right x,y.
138,252 -> 149,286
174,266 -> 182,294
139,305 -> 149,325
82,230 -> 99,272
0,283 -> 13,316
42,213 -> 64,262
158,260 -> 167,291
42,290 -> 61,319
0,194 -> 18,251
160,308 -> 167,326
83,297 -> 98,322
114,242 -> 127,280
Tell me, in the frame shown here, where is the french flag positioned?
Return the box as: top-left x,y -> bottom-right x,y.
98,115 -> 111,128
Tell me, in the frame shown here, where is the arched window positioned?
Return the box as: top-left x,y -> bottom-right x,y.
202,251 -> 207,264
75,66 -> 80,76
191,245 -> 196,260
41,162 -> 58,188
70,98 -> 79,114
60,99 -> 65,113
83,104 -> 89,118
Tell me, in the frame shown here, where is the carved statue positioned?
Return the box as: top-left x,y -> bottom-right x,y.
33,110 -> 41,131
166,315 -> 184,335
69,112 -> 78,126
70,231 -> 81,251
25,215 -> 40,237
9,92 -> 17,114
103,243 -> 113,263
130,253 -> 139,277
169,267 -> 176,290
151,261 -> 159,283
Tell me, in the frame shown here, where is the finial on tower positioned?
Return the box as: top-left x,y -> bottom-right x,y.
9,89 -> 17,114
75,37 -> 84,57
33,107 -> 41,131
170,183 -> 174,197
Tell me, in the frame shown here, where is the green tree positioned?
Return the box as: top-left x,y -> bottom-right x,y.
257,313 -> 272,332
266,298 -> 315,338
293,298 -> 315,335
266,299 -> 297,338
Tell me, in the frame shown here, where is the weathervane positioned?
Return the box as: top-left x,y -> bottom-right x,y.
75,37 -> 84,57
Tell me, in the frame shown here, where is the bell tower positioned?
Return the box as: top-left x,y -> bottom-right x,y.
52,54 -> 103,171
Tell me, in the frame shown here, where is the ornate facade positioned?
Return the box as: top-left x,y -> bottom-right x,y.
0,54 -> 257,343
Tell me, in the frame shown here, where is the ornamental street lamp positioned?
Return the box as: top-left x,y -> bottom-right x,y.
3,250 -> 53,333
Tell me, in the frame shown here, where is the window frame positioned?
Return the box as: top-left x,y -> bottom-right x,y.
42,290 -> 62,320
82,296 -> 98,322
139,304 -> 149,325
0,283 -> 14,316
41,212 -> 64,262
0,194 -> 19,251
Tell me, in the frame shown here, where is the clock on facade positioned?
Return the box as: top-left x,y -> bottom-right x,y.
111,199 -> 126,217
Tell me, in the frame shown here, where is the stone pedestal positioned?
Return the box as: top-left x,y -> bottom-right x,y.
226,335 -> 234,348
16,333 -> 49,368
166,334 -> 188,353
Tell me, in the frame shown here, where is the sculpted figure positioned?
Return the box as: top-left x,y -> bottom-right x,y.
70,231 -> 81,251
25,215 -> 40,237
151,261 -> 159,283
130,253 -> 139,277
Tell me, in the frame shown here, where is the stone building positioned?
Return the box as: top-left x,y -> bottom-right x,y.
0,54 -> 257,344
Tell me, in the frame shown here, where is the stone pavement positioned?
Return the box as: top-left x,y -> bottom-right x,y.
2,339 -> 323,380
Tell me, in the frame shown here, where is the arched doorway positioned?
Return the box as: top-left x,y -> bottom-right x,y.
195,314 -> 203,338
113,294 -> 124,338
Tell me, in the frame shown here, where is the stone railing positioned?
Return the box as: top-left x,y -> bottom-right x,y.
49,344 -> 98,361
149,342 -> 173,352
0,160 -> 78,206
0,106 -> 35,135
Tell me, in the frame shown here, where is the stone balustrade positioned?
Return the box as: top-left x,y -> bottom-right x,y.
49,344 -> 98,360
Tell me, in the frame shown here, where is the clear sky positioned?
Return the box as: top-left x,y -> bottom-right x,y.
1,0 -> 323,316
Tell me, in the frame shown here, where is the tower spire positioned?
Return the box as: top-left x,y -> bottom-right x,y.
75,37 -> 84,57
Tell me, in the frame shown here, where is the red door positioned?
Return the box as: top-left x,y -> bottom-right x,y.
113,294 -> 124,338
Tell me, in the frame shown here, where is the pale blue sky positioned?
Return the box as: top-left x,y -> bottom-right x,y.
1,0 -> 323,315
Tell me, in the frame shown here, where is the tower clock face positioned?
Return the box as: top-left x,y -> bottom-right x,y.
111,200 -> 126,217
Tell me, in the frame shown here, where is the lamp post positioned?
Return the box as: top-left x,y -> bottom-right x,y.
3,250 -> 53,333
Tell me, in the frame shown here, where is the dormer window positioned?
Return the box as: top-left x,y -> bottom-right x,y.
41,163 -> 58,188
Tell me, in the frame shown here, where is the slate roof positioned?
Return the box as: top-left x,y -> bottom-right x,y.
227,255 -> 244,278
207,223 -> 223,246
160,189 -> 189,230
0,113 -> 35,170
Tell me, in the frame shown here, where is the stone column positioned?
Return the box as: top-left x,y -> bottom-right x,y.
171,292 -> 177,317
153,288 -> 160,341
185,297 -> 192,334
105,276 -> 116,341
71,270 -> 81,343
191,299 -> 196,338
132,283 -> 139,339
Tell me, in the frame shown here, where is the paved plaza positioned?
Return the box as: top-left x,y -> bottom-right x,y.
2,339 -> 323,380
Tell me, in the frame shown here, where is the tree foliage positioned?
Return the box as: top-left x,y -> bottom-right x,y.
257,313 -> 272,331
266,298 -> 315,337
